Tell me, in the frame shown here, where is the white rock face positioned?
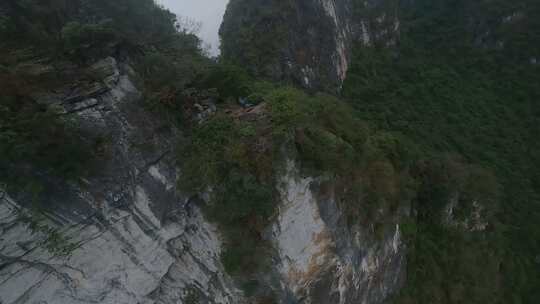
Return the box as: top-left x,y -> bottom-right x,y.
0,188 -> 238,304
270,161 -> 406,304
273,162 -> 330,293
0,58 -> 241,304
0,57 -> 405,304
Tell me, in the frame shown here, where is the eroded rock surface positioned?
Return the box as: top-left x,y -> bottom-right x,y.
220,0 -> 400,90
0,58 -> 406,304
268,161 -> 405,304
0,58 -> 241,304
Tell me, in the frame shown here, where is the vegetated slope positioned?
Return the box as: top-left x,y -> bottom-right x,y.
178,64 -> 418,302
2,0 -> 538,303
343,0 -> 540,303
0,0 -> 208,199
220,0 -> 539,301
1,2 -> 413,302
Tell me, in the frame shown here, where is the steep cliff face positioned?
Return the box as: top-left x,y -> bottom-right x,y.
220,0 -> 400,90
0,57 -> 407,304
5,0 -> 536,303
0,58 -> 242,304
268,161 -> 405,304
221,0 -> 537,91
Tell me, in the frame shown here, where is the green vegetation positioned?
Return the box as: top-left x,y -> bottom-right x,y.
220,0 -> 294,77
2,0 -> 538,302
344,0 -> 540,303
0,94 -> 92,195
195,64 -> 252,99
136,44 -> 208,124
179,72 -> 420,279
179,111 -> 275,275
0,0 -> 208,255
0,0 -> 207,195
394,156 -> 503,303
17,209 -> 78,256
0,0 -> 189,59
183,286 -> 202,304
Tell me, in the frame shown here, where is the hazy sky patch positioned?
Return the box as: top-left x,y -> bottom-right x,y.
157,0 -> 229,56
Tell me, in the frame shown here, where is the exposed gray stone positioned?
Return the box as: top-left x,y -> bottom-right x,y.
0,58 -> 242,304
0,57 -> 406,304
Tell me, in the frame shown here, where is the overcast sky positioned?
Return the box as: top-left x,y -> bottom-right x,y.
157,0 -> 229,56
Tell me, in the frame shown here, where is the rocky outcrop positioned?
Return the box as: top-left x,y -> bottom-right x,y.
0,57 -> 242,304
266,161 -> 405,304
0,57 -> 406,304
220,0 -> 400,91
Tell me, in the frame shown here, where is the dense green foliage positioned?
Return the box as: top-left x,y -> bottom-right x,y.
195,64 -> 253,99
179,110 -> 275,276
0,0 -> 190,59
0,0 -> 207,196
219,0 -> 294,77
397,156 -> 503,303
0,59 -> 94,195
3,0 -> 538,302
179,72 -> 419,282
0,0 -> 209,260
344,0 -> 540,303
0,95 -> 91,193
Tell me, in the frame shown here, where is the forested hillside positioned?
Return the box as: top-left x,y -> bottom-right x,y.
1,0 -> 539,303
343,1 -> 540,303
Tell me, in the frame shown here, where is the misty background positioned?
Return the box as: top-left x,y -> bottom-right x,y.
157,0 -> 230,56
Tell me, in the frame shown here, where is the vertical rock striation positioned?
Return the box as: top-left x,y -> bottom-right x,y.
267,161 -> 406,304
220,0 -> 400,91
0,58 -> 407,303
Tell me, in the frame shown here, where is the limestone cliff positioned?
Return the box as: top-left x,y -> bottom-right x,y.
268,161 -> 405,304
220,0 -> 400,91
2,0 -> 534,303
0,58 -> 242,304
0,57 -> 406,304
